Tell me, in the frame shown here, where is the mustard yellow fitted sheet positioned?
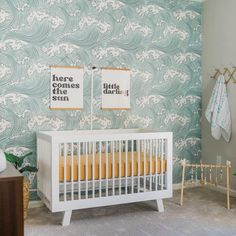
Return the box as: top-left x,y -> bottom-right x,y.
59,152 -> 166,182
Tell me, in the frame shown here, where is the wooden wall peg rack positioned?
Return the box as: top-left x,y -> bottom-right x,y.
211,67 -> 236,84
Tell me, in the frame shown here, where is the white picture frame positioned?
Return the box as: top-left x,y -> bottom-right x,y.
101,68 -> 130,110
50,66 -> 84,110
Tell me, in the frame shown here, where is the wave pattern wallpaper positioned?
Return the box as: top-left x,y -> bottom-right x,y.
0,0 -> 202,199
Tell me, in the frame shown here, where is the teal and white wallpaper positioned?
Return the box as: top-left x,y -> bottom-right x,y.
0,0 -> 202,199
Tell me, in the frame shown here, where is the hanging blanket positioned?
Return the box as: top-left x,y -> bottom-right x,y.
205,75 -> 231,142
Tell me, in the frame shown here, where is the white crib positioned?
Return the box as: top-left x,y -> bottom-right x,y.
37,129 -> 172,226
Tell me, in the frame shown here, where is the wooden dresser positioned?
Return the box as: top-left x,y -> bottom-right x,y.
0,162 -> 24,236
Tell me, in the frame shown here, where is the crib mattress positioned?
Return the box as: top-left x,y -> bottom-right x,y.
59,152 -> 166,182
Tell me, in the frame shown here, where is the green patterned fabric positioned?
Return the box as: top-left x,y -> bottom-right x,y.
0,0 -> 202,199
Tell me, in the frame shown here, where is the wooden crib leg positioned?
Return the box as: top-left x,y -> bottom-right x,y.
156,199 -> 164,212
62,210 -> 72,226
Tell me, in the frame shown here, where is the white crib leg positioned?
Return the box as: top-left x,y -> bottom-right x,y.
62,210 -> 72,226
156,199 -> 164,212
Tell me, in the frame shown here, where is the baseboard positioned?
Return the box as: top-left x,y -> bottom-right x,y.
29,200 -> 44,209
172,182 -> 201,190
29,183 -> 235,209
28,183 -> 195,209
206,185 -> 236,197
178,181 -> 236,197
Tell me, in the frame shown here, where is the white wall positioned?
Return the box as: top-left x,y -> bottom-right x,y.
202,0 -> 236,189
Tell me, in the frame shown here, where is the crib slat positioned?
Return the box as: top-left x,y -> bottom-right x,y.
155,139 -> 158,191
119,140 -> 121,196
83,142 -> 86,156
71,143 -> 74,201
149,140 -> 152,191
106,141 -> 108,197
92,142 -> 95,199
138,140 -> 140,193
89,142 -> 92,154
131,140 -> 134,194
165,139 -> 168,187
99,141 -> 102,198
85,142 -> 88,199
161,139 -> 164,190
78,142 -> 81,200
125,140 -> 128,195
144,140 -> 146,192
63,143 -> 67,201
112,141 -> 115,196
158,140 -> 161,187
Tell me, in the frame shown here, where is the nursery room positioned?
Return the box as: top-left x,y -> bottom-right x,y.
1,0 -> 236,235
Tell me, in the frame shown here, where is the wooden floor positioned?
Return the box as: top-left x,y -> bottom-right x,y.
25,187 -> 236,236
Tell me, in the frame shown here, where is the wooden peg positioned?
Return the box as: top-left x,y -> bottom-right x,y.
224,67 -> 236,84
223,68 -> 231,84
223,68 -> 231,76
223,68 -> 228,75
211,69 -> 221,79
230,67 -> 236,83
